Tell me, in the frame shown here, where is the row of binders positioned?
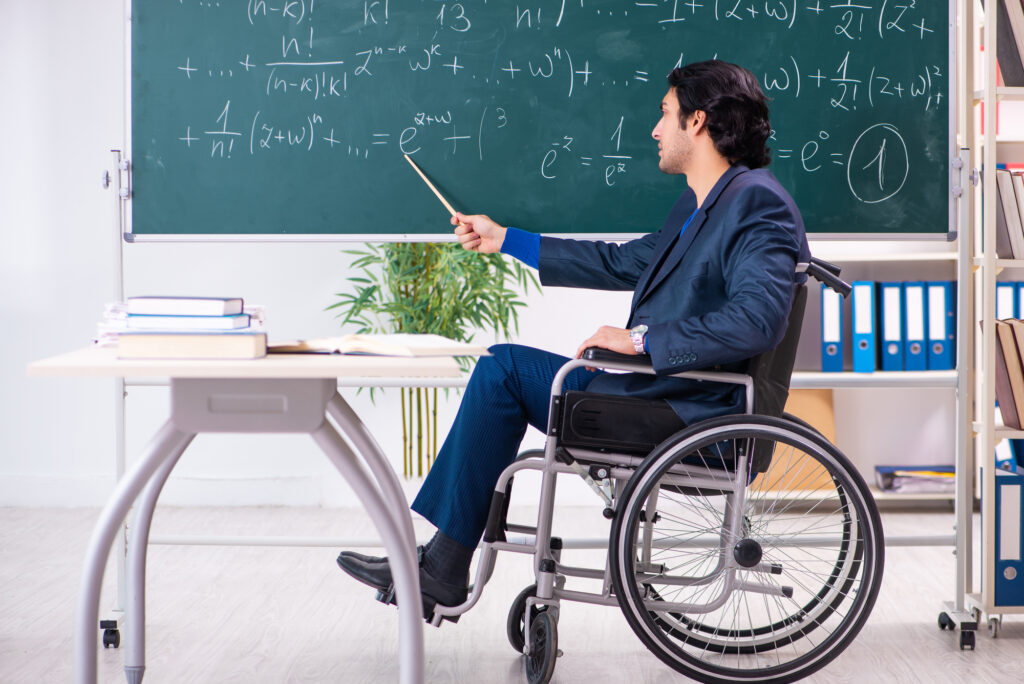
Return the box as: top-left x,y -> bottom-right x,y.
820,281 -> 955,372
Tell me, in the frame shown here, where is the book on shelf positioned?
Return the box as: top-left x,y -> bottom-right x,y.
992,319 -> 1024,429
987,0 -> 1024,86
117,331 -> 267,360
997,169 -> 1024,259
874,465 -> 955,494
126,313 -> 251,330
268,333 -> 489,357
1004,0 -> 1024,83
126,296 -> 244,317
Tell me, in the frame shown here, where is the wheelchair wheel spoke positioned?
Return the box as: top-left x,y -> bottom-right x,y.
609,416 -> 884,683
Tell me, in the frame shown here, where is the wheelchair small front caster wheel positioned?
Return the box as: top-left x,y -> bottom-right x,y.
524,611 -> 558,684
959,630 -> 976,651
102,628 -> 120,649
937,612 -> 953,631
507,584 -> 543,654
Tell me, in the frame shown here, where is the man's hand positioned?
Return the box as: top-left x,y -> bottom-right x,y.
452,212 -> 507,253
575,326 -> 637,359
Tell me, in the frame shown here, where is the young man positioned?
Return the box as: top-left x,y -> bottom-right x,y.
337,60 -> 811,616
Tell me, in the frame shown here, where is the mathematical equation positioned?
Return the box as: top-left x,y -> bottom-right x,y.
156,0 -> 947,204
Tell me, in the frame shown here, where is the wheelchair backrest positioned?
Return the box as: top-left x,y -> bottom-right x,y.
744,283 -> 808,473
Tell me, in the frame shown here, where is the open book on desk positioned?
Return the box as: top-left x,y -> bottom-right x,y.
268,333 -> 489,357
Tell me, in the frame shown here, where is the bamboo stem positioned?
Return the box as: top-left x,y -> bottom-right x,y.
431,387 -> 438,470
400,383 -> 408,477
416,387 -> 423,476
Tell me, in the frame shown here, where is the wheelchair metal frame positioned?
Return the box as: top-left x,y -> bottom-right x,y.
415,259 -> 878,683
426,358 -> 760,626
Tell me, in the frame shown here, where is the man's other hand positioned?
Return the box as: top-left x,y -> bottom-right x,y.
575,326 -> 637,359
453,213 -> 507,253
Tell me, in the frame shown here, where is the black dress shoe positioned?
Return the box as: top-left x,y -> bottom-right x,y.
335,551 -> 467,621
336,545 -> 424,581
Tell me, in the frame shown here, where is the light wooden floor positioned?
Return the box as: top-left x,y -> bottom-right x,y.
1,506 -> 1022,683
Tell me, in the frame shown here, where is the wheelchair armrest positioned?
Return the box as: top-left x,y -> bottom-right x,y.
577,347 -> 755,413
582,347 -> 654,371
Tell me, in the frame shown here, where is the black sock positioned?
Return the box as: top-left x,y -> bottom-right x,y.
421,530 -> 474,586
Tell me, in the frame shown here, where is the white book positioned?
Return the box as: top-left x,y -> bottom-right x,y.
118,332 -> 267,359
269,333 -> 489,357
997,169 -> 1024,259
1013,172 -> 1024,236
126,296 -> 244,316
126,313 -> 251,330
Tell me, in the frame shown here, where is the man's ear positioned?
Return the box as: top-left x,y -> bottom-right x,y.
689,110 -> 708,134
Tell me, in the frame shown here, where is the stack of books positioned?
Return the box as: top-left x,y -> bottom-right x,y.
874,465 -> 955,494
105,297 -> 267,359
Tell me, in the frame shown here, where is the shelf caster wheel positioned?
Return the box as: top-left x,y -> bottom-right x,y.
524,611 -> 558,684
938,612 -> 954,631
959,630 -> 976,651
987,617 -> 1001,638
102,628 -> 120,649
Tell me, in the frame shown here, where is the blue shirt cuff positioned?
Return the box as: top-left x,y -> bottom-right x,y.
500,227 -> 540,269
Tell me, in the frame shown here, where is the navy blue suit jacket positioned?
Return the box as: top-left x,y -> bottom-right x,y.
538,164 -> 811,425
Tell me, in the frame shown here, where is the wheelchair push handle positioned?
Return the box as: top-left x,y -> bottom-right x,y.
799,257 -> 852,299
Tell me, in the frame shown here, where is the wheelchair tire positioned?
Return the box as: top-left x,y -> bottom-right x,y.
609,415 -> 884,683
524,611 -> 558,684
507,583 -> 542,654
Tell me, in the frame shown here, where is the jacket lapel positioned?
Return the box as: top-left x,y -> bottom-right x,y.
629,165 -> 749,318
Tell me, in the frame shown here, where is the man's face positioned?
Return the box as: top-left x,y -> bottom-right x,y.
652,89 -> 694,175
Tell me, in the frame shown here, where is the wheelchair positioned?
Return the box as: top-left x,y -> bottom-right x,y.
418,259 -> 885,683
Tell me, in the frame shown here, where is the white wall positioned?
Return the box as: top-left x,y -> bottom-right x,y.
0,0 -> 956,509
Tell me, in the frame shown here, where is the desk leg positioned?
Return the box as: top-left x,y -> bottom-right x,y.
310,414 -> 424,684
75,420 -> 194,684
326,394 -> 416,549
124,438 -> 190,684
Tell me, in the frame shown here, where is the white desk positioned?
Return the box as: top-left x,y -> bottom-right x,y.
29,346 -> 463,684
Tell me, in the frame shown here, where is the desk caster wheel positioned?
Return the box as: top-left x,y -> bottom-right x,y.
102,628 -> 120,649
938,612 -> 953,631
959,630 -> 975,651
524,611 -> 558,684
988,617 -> 1001,638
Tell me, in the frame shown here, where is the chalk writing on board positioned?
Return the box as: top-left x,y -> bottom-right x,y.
132,0 -> 949,234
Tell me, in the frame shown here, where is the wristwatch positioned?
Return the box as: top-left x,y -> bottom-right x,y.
629,324 -> 648,354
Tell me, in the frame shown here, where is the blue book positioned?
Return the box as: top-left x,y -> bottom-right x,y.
126,313 -> 251,330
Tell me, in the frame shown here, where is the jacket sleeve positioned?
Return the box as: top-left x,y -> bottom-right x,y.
646,185 -> 802,374
536,230 -> 663,291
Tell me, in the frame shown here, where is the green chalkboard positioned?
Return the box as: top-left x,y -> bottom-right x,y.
129,0 -> 951,238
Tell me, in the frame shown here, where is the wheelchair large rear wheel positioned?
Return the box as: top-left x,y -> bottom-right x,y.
609,415 -> 884,683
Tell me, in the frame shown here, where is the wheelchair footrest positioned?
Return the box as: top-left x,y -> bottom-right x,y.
374,584 -> 462,625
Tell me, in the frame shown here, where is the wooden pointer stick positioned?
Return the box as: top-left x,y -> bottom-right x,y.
403,154 -> 458,217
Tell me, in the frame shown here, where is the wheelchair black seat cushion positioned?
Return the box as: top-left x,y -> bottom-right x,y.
559,391 -> 685,455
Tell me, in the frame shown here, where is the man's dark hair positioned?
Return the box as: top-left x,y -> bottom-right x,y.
667,60 -> 771,169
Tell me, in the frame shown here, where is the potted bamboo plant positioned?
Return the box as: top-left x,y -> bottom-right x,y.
329,242 -> 539,477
